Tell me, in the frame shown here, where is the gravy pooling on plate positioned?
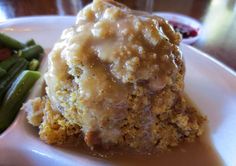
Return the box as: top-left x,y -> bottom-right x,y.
58,127 -> 223,166
22,0 -> 206,152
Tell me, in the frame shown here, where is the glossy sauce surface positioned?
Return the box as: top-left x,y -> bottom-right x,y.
43,0 -> 188,149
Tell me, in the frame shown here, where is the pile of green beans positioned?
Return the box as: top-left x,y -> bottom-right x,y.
0,33 -> 43,133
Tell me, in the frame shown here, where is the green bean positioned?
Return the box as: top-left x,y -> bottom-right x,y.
0,70 -> 40,133
0,33 -> 25,50
0,67 -> 6,78
0,56 -> 18,71
0,58 -> 28,101
18,45 -> 43,60
29,59 -> 39,71
26,39 -> 36,46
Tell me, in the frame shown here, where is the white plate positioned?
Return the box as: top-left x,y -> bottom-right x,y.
0,16 -> 236,166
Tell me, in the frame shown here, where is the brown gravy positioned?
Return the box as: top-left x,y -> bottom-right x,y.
36,62 -> 223,166
36,52 -> 221,165
56,128 -> 223,166
33,59 -> 223,166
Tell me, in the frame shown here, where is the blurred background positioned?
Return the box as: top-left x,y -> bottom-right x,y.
0,0 -> 236,70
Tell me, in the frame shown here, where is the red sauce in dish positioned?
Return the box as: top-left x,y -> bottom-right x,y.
168,21 -> 198,39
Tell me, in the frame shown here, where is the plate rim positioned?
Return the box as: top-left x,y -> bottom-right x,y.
181,44 -> 236,77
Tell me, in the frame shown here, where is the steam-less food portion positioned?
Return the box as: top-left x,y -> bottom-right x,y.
0,33 -> 43,133
23,0 -> 206,151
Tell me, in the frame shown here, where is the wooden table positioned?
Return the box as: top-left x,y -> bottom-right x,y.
0,0 -> 236,71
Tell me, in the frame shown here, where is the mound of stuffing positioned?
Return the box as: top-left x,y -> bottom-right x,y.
22,0 -> 206,151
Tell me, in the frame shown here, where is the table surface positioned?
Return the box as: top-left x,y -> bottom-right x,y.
0,0 -> 236,71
